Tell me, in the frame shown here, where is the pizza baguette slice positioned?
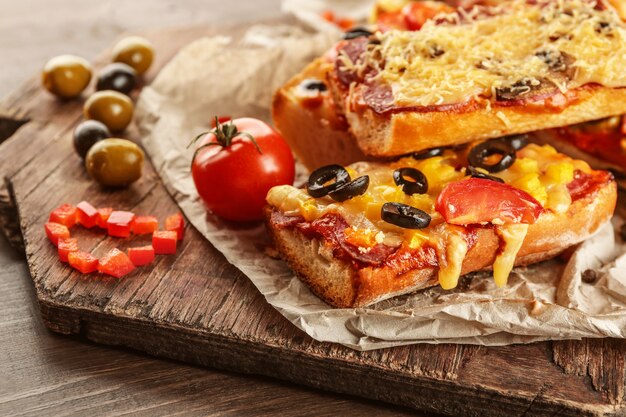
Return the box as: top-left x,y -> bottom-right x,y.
327,0 -> 626,157
265,140 -> 617,308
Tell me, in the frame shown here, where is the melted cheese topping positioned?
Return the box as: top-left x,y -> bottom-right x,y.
362,0 -> 626,107
493,223 -> 529,287
266,144 -> 589,289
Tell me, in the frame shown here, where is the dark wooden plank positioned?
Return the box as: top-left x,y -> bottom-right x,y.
0,19 -> 625,417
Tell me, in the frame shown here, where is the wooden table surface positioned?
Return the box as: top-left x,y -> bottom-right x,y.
0,1 -> 429,415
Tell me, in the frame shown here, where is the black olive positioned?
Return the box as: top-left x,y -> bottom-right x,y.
393,168 -> 428,195
468,139 -> 516,173
581,269 -> 598,284
307,164 -> 350,198
381,202 -> 431,230
73,119 -> 111,159
343,27 -> 373,40
466,166 -> 505,183
411,147 -> 447,160
300,79 -> 327,92
328,176 -> 370,202
96,63 -> 138,95
493,134 -> 528,151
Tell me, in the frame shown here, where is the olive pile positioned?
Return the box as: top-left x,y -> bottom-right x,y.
42,36 -> 155,187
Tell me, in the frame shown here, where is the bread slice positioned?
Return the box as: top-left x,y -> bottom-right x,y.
266,164 -> 618,308
337,86 -> 626,157
327,0 -> 626,157
272,58 -> 371,171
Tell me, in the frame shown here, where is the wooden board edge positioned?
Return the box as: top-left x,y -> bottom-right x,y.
34,296 -> 624,417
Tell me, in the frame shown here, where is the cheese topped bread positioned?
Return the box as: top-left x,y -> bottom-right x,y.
327,0 -> 626,157
265,140 -> 617,307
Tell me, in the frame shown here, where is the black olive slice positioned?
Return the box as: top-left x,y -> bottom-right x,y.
328,176 -> 370,202
393,168 -> 428,195
466,166 -> 505,183
381,202 -> 431,230
307,164 -> 351,198
411,147 -> 447,160
300,79 -> 327,92
468,139 -> 516,173
343,27 -> 373,40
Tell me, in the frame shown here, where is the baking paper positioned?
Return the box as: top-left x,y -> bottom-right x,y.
135,23 -> 626,350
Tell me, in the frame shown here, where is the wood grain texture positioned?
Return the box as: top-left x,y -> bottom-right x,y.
1,13 -> 625,417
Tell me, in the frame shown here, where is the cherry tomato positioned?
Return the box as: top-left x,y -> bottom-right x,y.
435,178 -> 544,225
191,117 -> 295,222
402,1 -> 454,31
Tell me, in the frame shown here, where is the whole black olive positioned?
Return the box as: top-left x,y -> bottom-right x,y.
412,147 -> 447,160
493,134 -> 528,151
307,164 -> 350,198
468,139 -> 516,173
328,176 -> 370,202
300,79 -> 327,92
73,120 -> 111,159
96,63 -> 138,95
466,166 -> 505,183
393,168 -> 428,195
343,27 -> 373,40
381,202 -> 431,229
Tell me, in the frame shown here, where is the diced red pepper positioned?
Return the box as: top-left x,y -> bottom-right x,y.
97,207 -> 113,228
107,210 -> 135,238
131,215 -> 159,235
49,204 -> 77,228
44,222 -> 70,246
68,251 -> 99,274
165,213 -> 185,240
152,230 -> 178,254
58,238 -> 79,262
76,201 -> 99,228
128,245 -> 155,266
98,248 -> 135,278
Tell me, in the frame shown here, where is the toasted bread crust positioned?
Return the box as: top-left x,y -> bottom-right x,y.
266,179 -> 617,308
339,84 -> 626,157
272,59 -> 371,171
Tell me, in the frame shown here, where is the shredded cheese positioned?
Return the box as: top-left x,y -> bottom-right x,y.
361,0 -> 626,107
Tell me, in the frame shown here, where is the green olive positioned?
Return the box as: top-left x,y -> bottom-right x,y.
112,36 -> 154,76
85,138 -> 144,187
42,55 -> 92,99
83,90 -> 134,132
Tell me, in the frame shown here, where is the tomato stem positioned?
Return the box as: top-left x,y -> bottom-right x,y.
188,117 -> 263,155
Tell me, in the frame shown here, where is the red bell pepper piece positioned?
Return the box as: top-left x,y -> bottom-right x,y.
107,210 -> 135,238
68,251 -> 99,274
58,238 -> 79,262
44,222 -> 70,246
76,201 -> 99,228
131,216 -> 159,235
97,207 -> 113,228
165,213 -> 185,240
128,245 -> 155,266
98,248 -> 135,278
152,230 -> 178,254
49,204 -> 77,228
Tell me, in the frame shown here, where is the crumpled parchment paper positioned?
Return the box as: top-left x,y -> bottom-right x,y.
135,22 -> 626,351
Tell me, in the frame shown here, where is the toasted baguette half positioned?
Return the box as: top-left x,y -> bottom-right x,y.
266,160 -> 617,308
327,0 -> 626,157
335,86 -> 626,158
272,58 -> 371,170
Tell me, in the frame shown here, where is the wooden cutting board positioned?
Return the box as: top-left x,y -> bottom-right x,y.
1,20 -> 625,417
